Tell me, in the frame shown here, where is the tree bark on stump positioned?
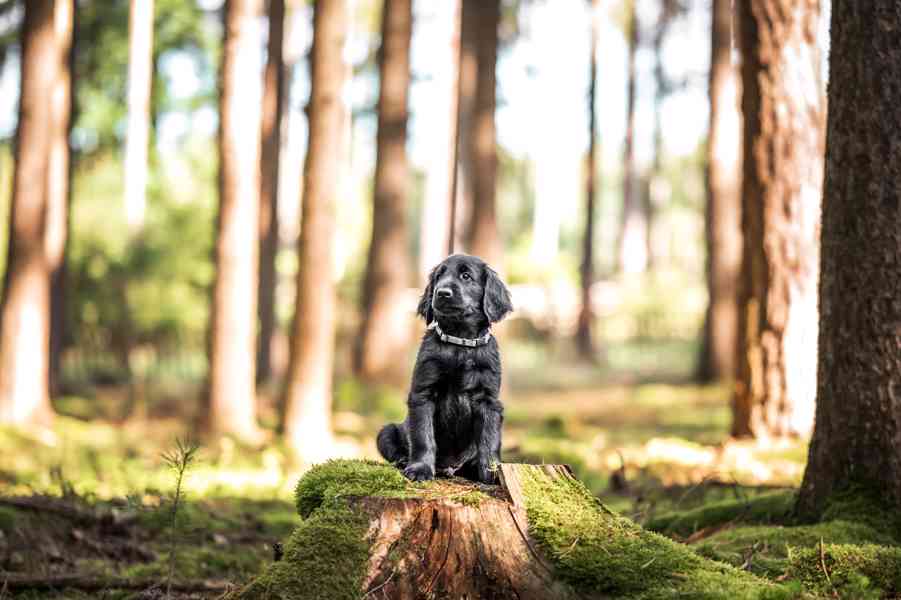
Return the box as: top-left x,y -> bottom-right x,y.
359,465 -> 577,599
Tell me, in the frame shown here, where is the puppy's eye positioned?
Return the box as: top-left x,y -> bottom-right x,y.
460,271 -> 471,281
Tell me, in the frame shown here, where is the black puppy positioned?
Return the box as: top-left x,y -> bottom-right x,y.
377,254 -> 513,484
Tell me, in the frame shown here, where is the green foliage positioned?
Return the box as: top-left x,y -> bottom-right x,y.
293,459 -> 409,518
65,150 -> 215,385
517,466 -> 794,599
73,0 -> 217,156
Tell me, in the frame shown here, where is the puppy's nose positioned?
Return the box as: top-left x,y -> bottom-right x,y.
435,287 -> 453,299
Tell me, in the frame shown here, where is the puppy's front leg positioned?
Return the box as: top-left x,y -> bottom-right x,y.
473,398 -> 503,484
404,396 -> 436,481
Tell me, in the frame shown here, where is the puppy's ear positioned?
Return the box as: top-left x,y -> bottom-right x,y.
483,266 -> 513,323
417,267 -> 436,323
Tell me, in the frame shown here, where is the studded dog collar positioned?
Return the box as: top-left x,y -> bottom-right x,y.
427,321 -> 492,347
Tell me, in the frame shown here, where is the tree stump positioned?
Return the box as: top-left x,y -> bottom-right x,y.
230,460 -> 782,600
357,464 -> 578,600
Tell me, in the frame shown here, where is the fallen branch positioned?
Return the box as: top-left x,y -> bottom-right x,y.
0,574 -> 232,594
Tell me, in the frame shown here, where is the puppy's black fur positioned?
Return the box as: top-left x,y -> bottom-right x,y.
377,254 -> 513,484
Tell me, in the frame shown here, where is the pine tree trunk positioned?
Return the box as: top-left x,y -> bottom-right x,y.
123,0 -> 154,231
355,0 -> 413,384
0,0 -> 58,426
732,0 -> 823,440
47,0 -> 74,398
208,0 -> 262,441
697,0 -> 741,383
282,0 -> 348,460
797,0 -> 901,517
459,0 -> 500,266
576,0 -> 602,361
617,0 -> 646,274
257,0 -> 286,384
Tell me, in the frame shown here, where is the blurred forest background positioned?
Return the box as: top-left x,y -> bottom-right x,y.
2,0 -> 880,595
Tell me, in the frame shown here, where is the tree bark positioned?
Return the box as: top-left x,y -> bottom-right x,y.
0,0 -> 65,426
358,467 -> 578,599
207,0 -> 263,441
732,0 -> 824,440
697,0 -> 742,383
796,0 -> 901,517
257,0 -> 286,384
576,0 -> 602,361
616,0 -> 646,274
48,0 -> 74,398
355,0 -> 413,385
123,0 -> 154,231
458,0 -> 500,266
282,0 -> 348,460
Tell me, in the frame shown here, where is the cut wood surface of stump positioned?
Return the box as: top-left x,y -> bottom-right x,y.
229,460 -> 792,600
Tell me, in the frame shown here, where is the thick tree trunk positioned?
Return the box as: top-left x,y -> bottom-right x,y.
282,0 -> 348,460
617,0 -> 646,274
458,0 -> 500,266
732,0 -> 823,440
697,0 -> 742,383
207,0 -> 262,441
257,0 -> 286,384
47,0 -> 74,398
0,0 -> 58,426
354,0 -> 413,385
797,0 -> 901,517
123,0 -> 154,231
576,0 -> 602,361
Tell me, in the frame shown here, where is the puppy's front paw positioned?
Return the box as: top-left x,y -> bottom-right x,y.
476,461 -> 499,485
403,462 -> 435,482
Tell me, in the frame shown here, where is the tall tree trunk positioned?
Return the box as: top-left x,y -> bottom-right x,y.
645,1 -> 672,272
0,0 -> 60,426
697,0 -> 742,383
576,0 -> 602,360
282,0 -> 348,460
123,0 -> 154,231
257,0 -> 286,384
420,1 -> 459,277
48,0 -> 74,398
732,0 -> 823,440
355,0 -> 412,384
458,0 -> 500,266
796,0 -> 901,517
617,0 -> 646,274
207,0 -> 262,441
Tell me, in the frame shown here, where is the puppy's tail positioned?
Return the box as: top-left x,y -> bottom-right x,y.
377,423 -> 407,466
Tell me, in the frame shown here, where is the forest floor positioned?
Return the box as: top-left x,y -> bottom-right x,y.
1,339 -> 889,598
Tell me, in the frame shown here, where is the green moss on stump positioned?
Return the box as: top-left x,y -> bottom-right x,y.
646,491 -> 797,539
236,501 -> 370,600
517,467 -> 797,600
294,459 -> 409,518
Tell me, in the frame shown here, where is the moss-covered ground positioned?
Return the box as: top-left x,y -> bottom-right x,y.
1,363 -> 896,599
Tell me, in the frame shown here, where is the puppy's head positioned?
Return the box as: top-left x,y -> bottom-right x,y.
417,254 -> 513,326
